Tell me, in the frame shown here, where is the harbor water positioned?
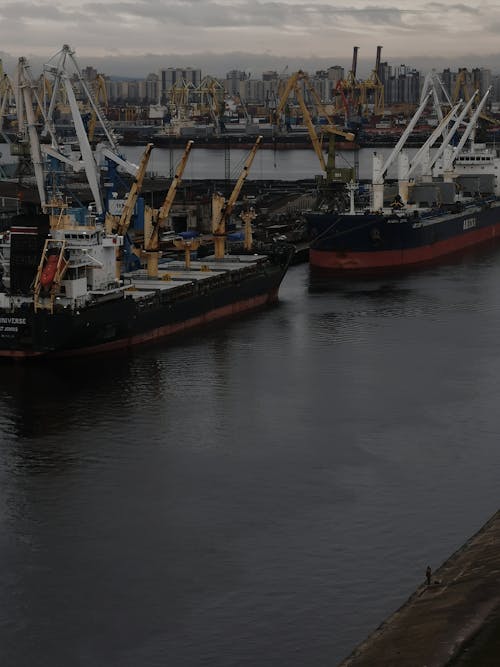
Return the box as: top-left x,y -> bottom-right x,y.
2,244 -> 500,664
120,144 -> 409,182
0,141 -> 432,183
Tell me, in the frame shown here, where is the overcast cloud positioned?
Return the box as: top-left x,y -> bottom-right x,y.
1,0 -> 500,77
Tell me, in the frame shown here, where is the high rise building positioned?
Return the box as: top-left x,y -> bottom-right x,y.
159,67 -> 202,99
225,70 -> 248,95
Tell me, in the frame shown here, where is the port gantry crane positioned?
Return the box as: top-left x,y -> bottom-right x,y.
362,46 -> 384,116
274,70 -> 355,183
334,47 -> 360,120
87,74 -> 109,144
451,67 -> 496,126
0,62 -> 15,142
211,134 -> 263,260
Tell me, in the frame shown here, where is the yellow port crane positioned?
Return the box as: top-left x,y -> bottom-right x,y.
336,46 -> 361,117
274,70 -> 355,182
87,74 -> 108,143
212,135 -> 262,259
361,45 -> 384,116
0,62 -> 14,133
452,68 -> 496,125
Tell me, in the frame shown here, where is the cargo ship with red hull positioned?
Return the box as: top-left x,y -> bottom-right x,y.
307,196 -> 500,272
0,212 -> 291,359
307,86 -> 500,273
0,46 -> 292,359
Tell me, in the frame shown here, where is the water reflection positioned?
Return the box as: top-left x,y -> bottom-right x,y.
0,353 -> 170,442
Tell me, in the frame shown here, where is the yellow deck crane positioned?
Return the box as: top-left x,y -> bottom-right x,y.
106,142 -> 154,276
212,135 -> 262,259
144,139 -> 194,277
275,70 -> 355,182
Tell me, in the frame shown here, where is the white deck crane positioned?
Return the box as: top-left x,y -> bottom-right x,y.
371,91 -> 432,210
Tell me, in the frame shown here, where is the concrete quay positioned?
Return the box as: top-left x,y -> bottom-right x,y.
339,510 -> 500,666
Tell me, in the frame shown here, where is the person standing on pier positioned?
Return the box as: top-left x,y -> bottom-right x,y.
426,566 -> 432,585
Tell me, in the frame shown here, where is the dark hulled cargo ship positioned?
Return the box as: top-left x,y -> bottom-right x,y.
0,47 -> 294,359
0,211 -> 291,358
306,86 -> 500,272
307,194 -> 500,272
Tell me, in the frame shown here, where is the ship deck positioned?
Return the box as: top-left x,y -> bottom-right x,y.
122,255 -> 270,300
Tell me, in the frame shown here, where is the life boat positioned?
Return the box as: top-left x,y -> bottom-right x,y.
40,252 -> 59,290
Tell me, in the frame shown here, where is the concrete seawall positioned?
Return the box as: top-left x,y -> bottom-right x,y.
339,510 -> 500,666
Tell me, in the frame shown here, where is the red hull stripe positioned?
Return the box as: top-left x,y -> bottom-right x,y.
310,224 -> 500,270
0,289 -> 279,359
10,227 -> 39,235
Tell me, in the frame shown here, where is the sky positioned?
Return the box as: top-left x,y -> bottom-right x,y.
2,0 -> 500,78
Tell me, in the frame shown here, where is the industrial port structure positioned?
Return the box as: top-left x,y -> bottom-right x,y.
1,46 -> 499,151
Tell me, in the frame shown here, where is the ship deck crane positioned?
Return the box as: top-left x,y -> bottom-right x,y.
114,143 -> 154,237
212,135 -> 262,259
144,139 -> 194,277
371,91 -> 433,209
110,142 -> 154,275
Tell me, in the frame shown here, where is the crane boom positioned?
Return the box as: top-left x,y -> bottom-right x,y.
295,87 -> 326,172
214,135 -> 262,234
116,142 -> 154,236
274,70 -> 355,178
16,58 -> 46,207
157,140 -> 194,225
144,140 -> 194,251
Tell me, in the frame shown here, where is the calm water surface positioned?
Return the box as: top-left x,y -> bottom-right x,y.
121,144 -> 406,181
1,247 -> 500,666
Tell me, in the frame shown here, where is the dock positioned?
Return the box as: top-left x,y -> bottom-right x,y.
339,510 -> 500,666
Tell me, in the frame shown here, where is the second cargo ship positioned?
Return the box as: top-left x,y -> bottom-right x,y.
307,87 -> 500,272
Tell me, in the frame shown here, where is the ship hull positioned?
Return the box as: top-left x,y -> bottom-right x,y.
307,201 -> 500,272
151,134 -> 358,151
0,256 -> 289,359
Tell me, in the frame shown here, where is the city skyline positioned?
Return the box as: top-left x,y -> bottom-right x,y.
2,0 -> 500,78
